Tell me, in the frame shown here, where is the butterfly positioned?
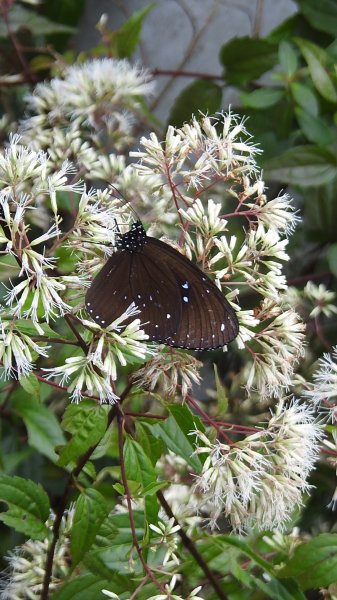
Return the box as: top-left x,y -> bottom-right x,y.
85,220 -> 239,350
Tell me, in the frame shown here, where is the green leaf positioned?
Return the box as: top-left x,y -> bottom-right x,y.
298,0 -> 337,35
113,4 -> 155,58
58,401 -> 108,467
278,41 -> 299,76
90,423 -> 115,460
152,404 -> 204,472
124,437 -> 157,488
214,364 -> 228,415
327,243 -> 337,277
220,37 -> 277,85
291,82 -> 319,116
53,574 -> 130,600
295,107 -> 335,145
0,5 -> 75,38
12,396 -> 65,463
295,38 -> 337,103
71,489 -> 109,567
240,88 -> 284,109
264,146 -> 337,186
19,373 -> 40,399
255,578 -> 306,600
0,475 -> 50,539
280,533 -> 337,588
168,80 -> 222,127
135,421 -> 164,465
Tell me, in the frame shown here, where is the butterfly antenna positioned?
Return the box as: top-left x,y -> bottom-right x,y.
110,184 -> 140,223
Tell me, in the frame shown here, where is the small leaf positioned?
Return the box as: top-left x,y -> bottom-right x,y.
298,0 -> 337,35
280,533 -> 337,588
295,38 -> 337,103
327,243 -> 337,277
168,80 -> 222,127
264,146 -> 337,186
71,489 -> 109,566
278,40 -> 299,76
12,396 -> 65,463
0,475 -> 50,539
295,107 -> 335,145
124,437 -> 157,488
152,404 -> 204,472
240,88 -> 284,109
58,401 -> 108,467
214,364 -> 228,415
0,5 -> 75,38
19,373 -> 40,399
220,37 -> 277,85
291,82 -> 319,116
113,4 -> 155,58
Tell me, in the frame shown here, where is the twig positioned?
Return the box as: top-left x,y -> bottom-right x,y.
117,407 -> 166,594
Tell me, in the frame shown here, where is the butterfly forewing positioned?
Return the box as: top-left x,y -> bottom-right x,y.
145,237 -> 239,349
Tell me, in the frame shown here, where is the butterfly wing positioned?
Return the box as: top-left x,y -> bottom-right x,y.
143,237 -> 239,349
85,248 -> 182,341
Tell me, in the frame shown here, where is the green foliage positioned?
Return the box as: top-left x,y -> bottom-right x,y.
168,80 -> 223,126
0,475 -> 50,539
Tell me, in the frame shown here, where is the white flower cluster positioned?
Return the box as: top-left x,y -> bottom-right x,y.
192,400 -> 322,530
20,58 -> 154,182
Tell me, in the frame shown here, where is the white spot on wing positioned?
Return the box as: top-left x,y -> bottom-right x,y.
182,282 -> 189,289
166,313 -> 171,319
221,323 -> 225,331
183,296 -> 188,303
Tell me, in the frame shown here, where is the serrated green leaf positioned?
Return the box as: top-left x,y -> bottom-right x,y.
114,4 -> 155,58
278,41 -> 299,76
58,401 -> 108,467
12,396 -> 65,462
152,404 -> 204,473
168,80 -> 222,127
291,82 -> 319,116
124,437 -> 156,488
0,475 -> 50,539
264,145 -> 337,186
135,421 -> 164,465
327,244 -> 337,277
240,88 -> 284,109
71,489 -> 109,566
295,38 -> 337,103
298,0 -> 337,35
296,108 -> 335,145
19,373 -> 40,399
280,533 -> 337,588
220,37 -> 277,85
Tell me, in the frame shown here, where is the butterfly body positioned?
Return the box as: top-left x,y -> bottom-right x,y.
85,221 -> 239,349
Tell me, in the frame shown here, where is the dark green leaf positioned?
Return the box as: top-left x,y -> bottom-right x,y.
135,421 -> 164,465
291,82 -> 319,116
295,107 -> 335,145
168,80 -> 222,127
298,0 -> 337,35
12,396 -> 65,463
52,574 -> 130,600
240,88 -> 284,109
264,146 -> 337,186
58,401 -> 108,467
280,533 -> 337,588
0,475 -> 50,539
295,38 -> 337,103
0,5 -> 75,38
220,37 -> 277,85
327,243 -> 337,277
152,404 -> 204,472
114,4 -> 155,58
255,577 -> 306,600
71,489 -> 109,566
279,41 -> 299,76
124,437 -> 156,488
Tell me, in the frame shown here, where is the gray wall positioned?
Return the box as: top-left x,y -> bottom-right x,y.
75,0 -> 297,121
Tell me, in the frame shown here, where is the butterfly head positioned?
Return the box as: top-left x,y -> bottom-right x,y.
116,220 -> 147,253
